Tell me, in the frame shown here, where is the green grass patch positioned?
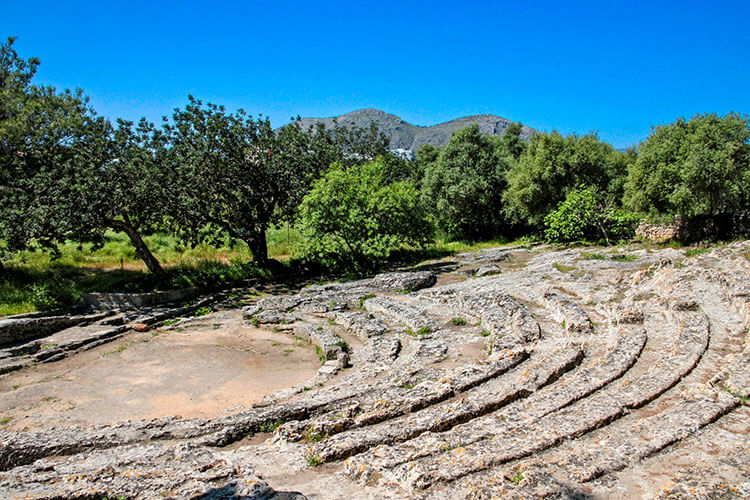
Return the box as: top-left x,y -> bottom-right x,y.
306,454 -> 323,467
610,254 -> 637,262
581,252 -> 606,260
358,293 -> 376,309
684,247 -> 710,257
258,419 -> 284,433
553,262 -> 577,273
450,317 -> 467,326
193,306 -> 211,317
405,326 -> 432,337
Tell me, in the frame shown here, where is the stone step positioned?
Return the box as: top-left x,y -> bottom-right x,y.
542,290 -> 593,334
311,345 -> 582,464
345,326 -> 646,481
362,296 -> 439,332
277,352 -> 527,443
383,309 -> 709,491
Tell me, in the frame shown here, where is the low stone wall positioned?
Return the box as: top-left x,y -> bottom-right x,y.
635,216 -> 682,242
0,315 -> 90,346
81,288 -> 199,311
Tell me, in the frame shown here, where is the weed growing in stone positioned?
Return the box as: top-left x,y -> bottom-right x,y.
450,317 -> 467,326
194,307 -> 211,317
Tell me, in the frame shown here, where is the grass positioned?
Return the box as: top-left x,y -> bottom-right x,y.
358,293 -> 376,309
510,471 -> 524,484
450,317 -> 467,326
258,419 -> 284,433
553,262 -> 577,273
684,246 -> 710,257
0,226 -> 296,316
405,326 -> 432,338
479,329 -> 491,337
193,306 -> 211,317
581,252 -> 606,260
306,454 -> 323,467
610,254 -> 638,262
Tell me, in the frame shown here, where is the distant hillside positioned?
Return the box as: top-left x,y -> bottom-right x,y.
294,109 -> 536,155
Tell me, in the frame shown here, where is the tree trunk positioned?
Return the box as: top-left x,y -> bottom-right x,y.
246,227 -> 269,268
109,219 -> 166,275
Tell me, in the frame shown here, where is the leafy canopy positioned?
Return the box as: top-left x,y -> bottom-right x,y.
420,124 -> 513,240
624,112 -> 750,217
296,158 -> 433,273
544,187 -> 639,244
504,131 -> 630,228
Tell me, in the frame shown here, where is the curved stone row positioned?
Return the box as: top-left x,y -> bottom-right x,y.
312,344 -> 583,464
344,324 -> 648,482
373,306 -> 709,491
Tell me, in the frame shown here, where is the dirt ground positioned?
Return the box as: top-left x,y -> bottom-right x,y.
0,310 -> 321,431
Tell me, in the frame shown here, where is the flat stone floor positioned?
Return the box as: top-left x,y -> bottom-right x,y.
0,309 -> 321,431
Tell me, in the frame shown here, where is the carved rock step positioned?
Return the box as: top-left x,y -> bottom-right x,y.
327,310 -> 387,339
346,326 -> 646,479
277,353 -> 527,442
363,296 -> 439,332
0,377 -> 391,469
0,442 -> 299,499
294,322 -> 348,364
542,291 -> 593,334
314,345 -> 582,463
511,385 -> 740,491
388,310 -> 710,490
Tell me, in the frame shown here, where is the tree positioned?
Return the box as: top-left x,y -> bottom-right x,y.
503,131 -> 629,228
544,187 -> 638,244
0,38 -> 112,271
624,112 -> 750,217
84,118 -> 173,274
0,38 -> 171,275
421,124 -> 511,240
496,121 -> 526,159
296,158 -> 433,273
168,97 -> 326,266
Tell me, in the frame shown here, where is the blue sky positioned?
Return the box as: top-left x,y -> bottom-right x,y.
2,0 -> 748,149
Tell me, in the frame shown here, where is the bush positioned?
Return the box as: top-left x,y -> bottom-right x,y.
296,159 -> 433,273
544,188 -> 638,244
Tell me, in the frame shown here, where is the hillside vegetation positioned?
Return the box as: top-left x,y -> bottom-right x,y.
1,37 -> 749,315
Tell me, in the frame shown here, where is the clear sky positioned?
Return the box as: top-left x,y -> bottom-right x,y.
2,0 -> 748,149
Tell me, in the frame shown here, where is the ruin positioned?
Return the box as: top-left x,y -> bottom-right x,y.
0,242 -> 748,499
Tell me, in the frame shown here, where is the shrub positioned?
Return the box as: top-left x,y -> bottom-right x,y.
296,159 -> 433,273
544,188 -> 638,244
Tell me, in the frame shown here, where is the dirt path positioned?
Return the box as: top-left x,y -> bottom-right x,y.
0,310 -> 321,431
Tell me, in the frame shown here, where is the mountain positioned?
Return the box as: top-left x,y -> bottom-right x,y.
294,109 -> 536,156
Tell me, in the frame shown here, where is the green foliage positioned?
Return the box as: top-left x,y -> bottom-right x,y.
420,124 -> 512,240
358,293 -> 376,308
450,317 -> 467,326
296,158 -> 433,273
504,131 -> 631,228
544,188 -> 639,244
625,112 -> 750,217
258,419 -> 284,433
193,307 -> 211,317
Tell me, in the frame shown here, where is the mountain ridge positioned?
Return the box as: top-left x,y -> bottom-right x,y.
294,109 -> 536,155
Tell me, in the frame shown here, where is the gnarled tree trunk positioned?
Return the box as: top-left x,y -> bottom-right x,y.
246,226 -> 268,268
109,217 -> 165,275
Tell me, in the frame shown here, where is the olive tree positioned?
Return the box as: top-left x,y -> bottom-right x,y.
503,131 -> 629,228
421,124 -> 511,240
624,112 -> 750,217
